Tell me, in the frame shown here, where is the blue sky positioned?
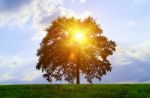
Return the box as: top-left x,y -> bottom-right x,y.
0,0 -> 150,84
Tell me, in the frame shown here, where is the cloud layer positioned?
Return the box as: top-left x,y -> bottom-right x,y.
98,40 -> 150,83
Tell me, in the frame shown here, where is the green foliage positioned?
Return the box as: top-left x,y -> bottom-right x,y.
1,84 -> 150,98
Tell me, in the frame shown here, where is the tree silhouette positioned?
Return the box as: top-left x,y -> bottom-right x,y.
36,16 -> 116,84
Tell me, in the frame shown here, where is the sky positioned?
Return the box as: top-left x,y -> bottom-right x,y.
0,0 -> 150,84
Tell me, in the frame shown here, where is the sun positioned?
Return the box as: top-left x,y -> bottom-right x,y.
66,26 -> 88,44
74,32 -> 84,41
72,31 -> 86,43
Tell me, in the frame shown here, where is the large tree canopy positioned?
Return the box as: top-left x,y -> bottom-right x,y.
36,16 -> 116,84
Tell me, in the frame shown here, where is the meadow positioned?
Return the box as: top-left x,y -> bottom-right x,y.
0,84 -> 150,98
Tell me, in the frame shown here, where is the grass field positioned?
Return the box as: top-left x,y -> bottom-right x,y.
0,84 -> 150,98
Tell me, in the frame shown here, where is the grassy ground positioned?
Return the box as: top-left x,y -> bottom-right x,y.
0,84 -> 150,98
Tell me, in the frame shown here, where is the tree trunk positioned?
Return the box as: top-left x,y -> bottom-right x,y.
76,49 -> 80,84
76,63 -> 80,84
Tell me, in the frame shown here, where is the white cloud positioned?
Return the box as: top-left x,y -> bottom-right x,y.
0,0 -> 32,27
80,0 -> 86,3
0,0 -> 63,27
112,40 -> 150,66
113,56 -> 131,65
0,73 -> 14,82
78,11 -> 92,19
71,0 -> 86,3
0,54 -> 40,83
0,56 -> 23,68
0,0 -> 92,41
22,70 -> 41,82
0,55 -> 36,68
129,40 -> 150,60
0,0 -> 91,30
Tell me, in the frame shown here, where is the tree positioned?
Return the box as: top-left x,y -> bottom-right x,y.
36,16 -> 116,84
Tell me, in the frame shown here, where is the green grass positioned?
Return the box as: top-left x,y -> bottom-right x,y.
0,84 -> 150,98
